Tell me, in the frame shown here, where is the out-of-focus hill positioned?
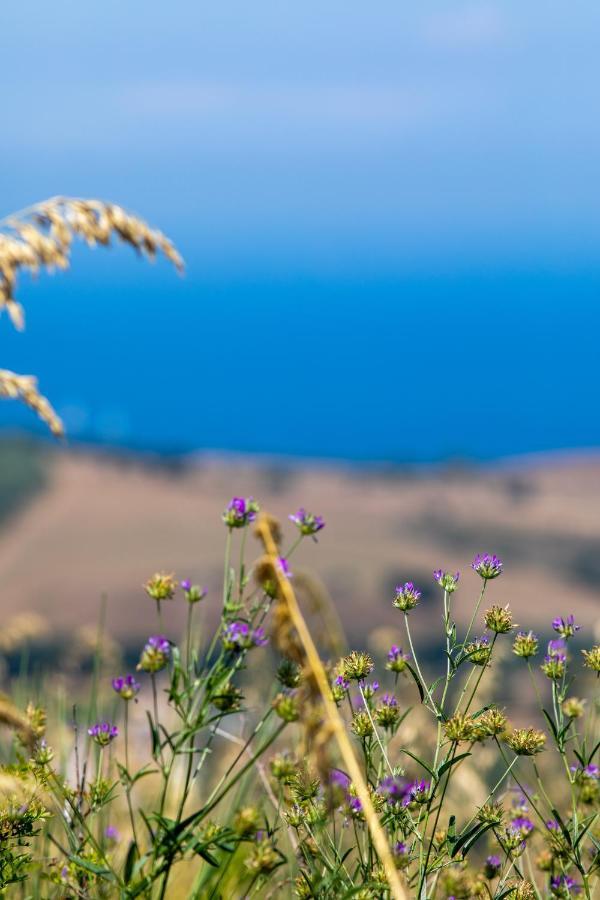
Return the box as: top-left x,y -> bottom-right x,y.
0,439 -> 598,655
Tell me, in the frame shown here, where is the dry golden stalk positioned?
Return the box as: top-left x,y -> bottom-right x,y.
255,513 -> 407,900
0,196 -> 183,434
0,369 -> 63,436
0,695 -> 35,750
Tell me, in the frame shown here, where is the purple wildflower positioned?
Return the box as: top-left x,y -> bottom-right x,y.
393,582 -> 422,611
471,553 -> 503,580
138,635 -> 171,673
393,841 -> 410,867
88,722 -> 118,746
483,855 -> 502,878
277,557 -> 292,578
222,621 -> 268,652
112,674 -> 140,701
222,496 -> 259,529
329,769 -> 351,792
334,674 -> 349,690
571,763 -> 600,781
180,579 -> 191,591
546,820 -> 560,831
347,795 -> 362,816
543,637 -> 568,678
288,508 -> 325,538
552,615 -> 580,639
386,645 -> 411,674
550,874 -> 582,895
104,825 -> 119,841
378,775 -> 408,804
510,816 -> 534,836
548,638 -> 567,655
403,779 -> 430,805
433,569 -> 460,592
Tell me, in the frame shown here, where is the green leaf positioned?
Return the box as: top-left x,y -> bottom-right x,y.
146,711 -> 159,757
542,709 -> 559,743
69,855 -> 114,880
451,821 -> 495,859
437,752 -> 471,780
123,841 -> 138,884
401,748 -> 436,779
405,661 -> 425,704
195,846 -> 219,867
551,807 -> 572,847
575,816 -> 596,848
447,814 -> 456,843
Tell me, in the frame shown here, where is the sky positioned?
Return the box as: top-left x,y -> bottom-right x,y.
1,2 -> 600,461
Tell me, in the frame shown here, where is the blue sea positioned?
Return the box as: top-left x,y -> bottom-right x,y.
1,252 -> 599,463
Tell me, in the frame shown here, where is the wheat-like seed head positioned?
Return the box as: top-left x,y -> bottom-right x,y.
0,196 -> 183,434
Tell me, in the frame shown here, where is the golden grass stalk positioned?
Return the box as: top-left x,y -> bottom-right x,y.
0,695 -> 35,750
0,369 -> 63,436
256,513 -> 407,900
0,196 -> 183,435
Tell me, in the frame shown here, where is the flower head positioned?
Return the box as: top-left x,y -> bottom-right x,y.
393,840 -> 410,869
341,651 -> 374,682
386,645 -> 410,673
88,721 -> 118,746
374,694 -> 400,730
222,496 -> 260,529
478,801 -> 505,825
479,707 -> 508,736
433,569 -> 460,592
377,775 -> 408,807
331,674 -> 349,703
541,639 -> 567,679
512,630 -> 539,659
273,692 -> 300,723
105,825 -> 119,842
403,779 -> 430,806
137,635 -> 171,673
581,644 -> 600,673
552,615 -> 580,639
562,697 -> 585,718
509,816 -> 534,838
392,582 -> 421,612
180,581 -> 207,604
222,621 -> 268,652
465,635 -> 492,666
504,728 -> 546,756
550,874 -> 582,897
485,605 -> 514,634
484,855 -> 502,878
212,681 -> 244,712
471,553 -> 503,580
144,572 -> 176,602
111,674 -> 140,701
288,508 -> 325,538
444,713 -> 476,743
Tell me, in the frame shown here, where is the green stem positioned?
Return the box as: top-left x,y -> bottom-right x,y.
123,703 -> 140,851
358,684 -> 393,776
404,613 -> 436,714
462,580 -> 487,650
462,634 -> 497,715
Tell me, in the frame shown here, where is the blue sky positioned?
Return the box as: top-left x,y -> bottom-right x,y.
1,2 -> 600,458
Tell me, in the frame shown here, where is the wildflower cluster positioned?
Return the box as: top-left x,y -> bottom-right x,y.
0,507 -> 596,900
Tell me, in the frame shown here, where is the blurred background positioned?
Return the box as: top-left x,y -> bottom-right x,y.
0,1 -> 599,680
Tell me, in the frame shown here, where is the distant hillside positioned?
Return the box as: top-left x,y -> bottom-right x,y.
0,439 -> 598,669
